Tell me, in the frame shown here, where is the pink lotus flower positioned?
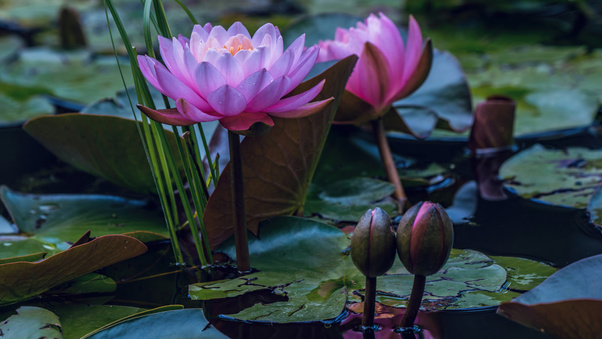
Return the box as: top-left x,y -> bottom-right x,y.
318,13 -> 432,124
137,22 -> 332,132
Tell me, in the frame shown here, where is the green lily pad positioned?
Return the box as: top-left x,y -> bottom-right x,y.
471,86 -> 599,137
85,308 -> 227,339
0,93 -> 55,125
304,177 -> 397,221
0,52 -> 133,104
0,186 -> 168,249
190,217 -> 353,323
23,113 -> 185,194
0,36 -> 23,64
500,144 -> 602,208
0,306 -> 62,339
0,234 -> 147,307
190,216 -> 555,322
487,45 -> 587,66
0,236 -> 55,259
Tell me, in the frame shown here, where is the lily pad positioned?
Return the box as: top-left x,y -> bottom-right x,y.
86,308 -> 227,339
500,144 -> 602,208
0,234 -> 147,306
0,186 -> 168,249
0,93 -> 55,125
0,36 -> 23,63
190,216 -> 555,322
0,306 -> 62,339
23,113 -> 185,194
0,236 -> 54,260
497,254 -> 602,339
304,177 -> 398,221
0,52 -> 133,104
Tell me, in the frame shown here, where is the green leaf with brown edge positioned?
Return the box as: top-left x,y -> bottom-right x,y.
22,113 -> 184,194
0,234 -> 147,307
203,55 -> 358,249
497,254 -> 602,339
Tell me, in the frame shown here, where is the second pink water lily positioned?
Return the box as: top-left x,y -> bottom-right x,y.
137,22 -> 332,132
318,13 -> 432,124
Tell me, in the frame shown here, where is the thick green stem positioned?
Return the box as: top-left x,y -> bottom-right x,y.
399,274 -> 426,329
228,131 -> 250,273
372,118 -> 407,212
362,276 -> 377,328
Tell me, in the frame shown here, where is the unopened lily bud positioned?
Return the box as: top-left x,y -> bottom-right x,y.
350,208 -> 396,277
396,202 -> 454,276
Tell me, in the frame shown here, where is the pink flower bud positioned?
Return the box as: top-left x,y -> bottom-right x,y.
396,202 -> 454,276
350,208 -> 397,277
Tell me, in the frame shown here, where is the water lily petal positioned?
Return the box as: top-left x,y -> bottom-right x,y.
401,15 -> 423,85
265,79 -> 325,113
268,97 -> 333,118
287,45 -> 319,91
236,69 -> 273,102
208,25 -> 229,45
220,112 -> 274,131
252,23 -> 278,47
216,52 -> 245,87
268,47 -> 294,79
285,33 -> 305,64
154,63 -> 213,112
194,62 -> 227,98
242,46 -> 269,75
227,21 -> 251,38
137,104 -> 196,126
175,99 -> 223,122
192,24 -> 211,42
207,84 -> 247,116
159,36 -> 188,84
357,42 -> 390,109
391,38 -> 433,102
137,55 -> 162,90
246,76 -> 291,112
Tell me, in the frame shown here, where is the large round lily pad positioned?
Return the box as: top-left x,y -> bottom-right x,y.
189,216 -> 555,323
500,144 -> 602,208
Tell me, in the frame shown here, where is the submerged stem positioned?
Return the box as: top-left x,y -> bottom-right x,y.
399,274 -> 426,329
228,131 -> 250,273
372,117 -> 407,212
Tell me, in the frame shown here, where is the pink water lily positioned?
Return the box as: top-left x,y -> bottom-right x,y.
137,22 -> 332,132
318,13 -> 432,124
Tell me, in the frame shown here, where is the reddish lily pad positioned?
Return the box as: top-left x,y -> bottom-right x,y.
497,254 -> 602,339
23,113 -> 184,194
203,55 -> 357,249
0,234 -> 147,306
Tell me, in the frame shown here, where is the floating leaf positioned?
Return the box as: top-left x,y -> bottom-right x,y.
0,236 -> 54,259
497,254 -> 602,339
0,306 -> 62,339
190,217 -> 352,322
203,55 -> 357,249
23,114 -> 184,194
0,234 -> 147,306
85,308 -> 227,339
48,273 -> 116,296
500,144 -> 602,208
1,186 -> 168,248
190,217 -> 555,323
304,177 -> 397,221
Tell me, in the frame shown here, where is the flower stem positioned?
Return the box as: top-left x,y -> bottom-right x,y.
372,118 -> 407,212
228,130 -> 250,273
399,274 -> 426,329
362,276 -> 377,328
